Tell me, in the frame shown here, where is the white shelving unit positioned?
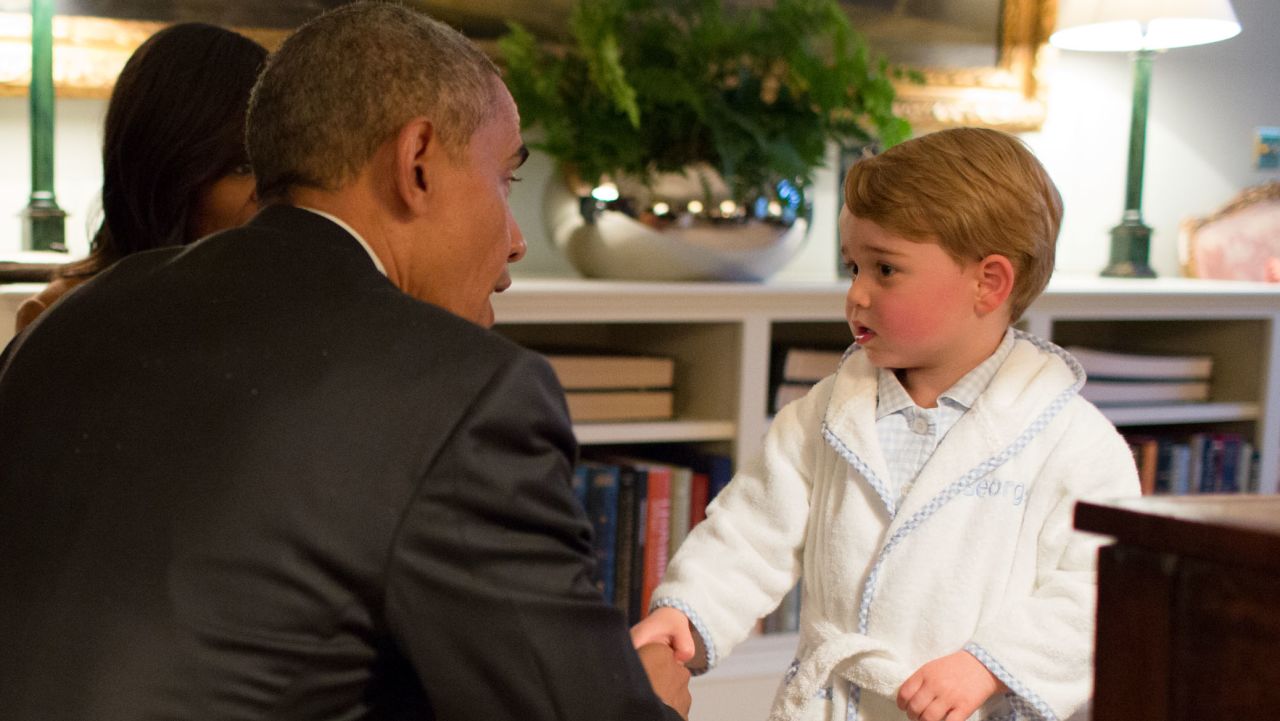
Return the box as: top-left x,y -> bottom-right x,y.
491,275 -> 1280,495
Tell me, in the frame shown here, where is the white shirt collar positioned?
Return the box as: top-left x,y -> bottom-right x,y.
295,206 -> 387,277
875,328 -> 1016,420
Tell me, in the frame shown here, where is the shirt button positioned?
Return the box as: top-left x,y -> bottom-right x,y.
911,416 -> 929,434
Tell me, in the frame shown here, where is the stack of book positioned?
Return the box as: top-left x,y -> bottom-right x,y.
1069,347 -> 1214,406
769,345 -> 845,414
1125,431 -> 1258,495
544,353 -> 676,422
569,449 -> 734,626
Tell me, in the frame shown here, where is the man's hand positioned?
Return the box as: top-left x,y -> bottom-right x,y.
637,643 -> 692,719
896,650 -> 1008,721
630,607 -> 696,663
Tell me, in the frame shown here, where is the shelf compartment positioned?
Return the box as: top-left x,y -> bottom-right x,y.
495,321 -> 742,424
1052,319 -> 1266,406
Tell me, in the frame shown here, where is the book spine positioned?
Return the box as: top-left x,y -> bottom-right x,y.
1198,434 -> 1221,494
613,465 -> 638,616
628,469 -> 648,624
1186,434 -> 1206,494
689,471 -> 709,529
668,466 -> 692,557
1170,444 -> 1192,495
640,466 -> 672,617
1218,433 -> 1242,493
571,463 -> 590,511
1247,447 -> 1262,493
1129,436 -> 1159,495
705,453 -> 734,504
1153,439 -> 1176,494
586,464 -> 621,604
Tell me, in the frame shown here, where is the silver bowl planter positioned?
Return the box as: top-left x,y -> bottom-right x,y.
545,164 -> 810,282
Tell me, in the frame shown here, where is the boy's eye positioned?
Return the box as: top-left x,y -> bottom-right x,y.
844,261 -> 858,277
878,263 -> 896,277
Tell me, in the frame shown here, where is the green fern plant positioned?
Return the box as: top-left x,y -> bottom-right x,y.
499,0 -> 915,197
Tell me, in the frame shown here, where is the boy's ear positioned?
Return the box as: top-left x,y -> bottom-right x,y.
974,254 -> 1015,317
391,117 -> 435,213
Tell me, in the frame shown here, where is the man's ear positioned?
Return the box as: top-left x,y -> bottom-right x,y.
974,254 -> 1015,317
391,117 -> 435,213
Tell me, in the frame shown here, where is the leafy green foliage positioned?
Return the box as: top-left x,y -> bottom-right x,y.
498,0 -> 912,196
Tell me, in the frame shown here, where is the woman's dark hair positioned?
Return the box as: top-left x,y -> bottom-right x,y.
60,23 -> 267,279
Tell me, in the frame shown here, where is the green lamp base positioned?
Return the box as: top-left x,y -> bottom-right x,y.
21,195 -> 67,253
1101,217 -> 1156,278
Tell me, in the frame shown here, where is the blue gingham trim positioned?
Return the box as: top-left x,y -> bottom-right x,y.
826,344 -> 900,517
846,684 -> 861,721
649,597 -> 718,673
785,659 -> 835,700
784,657 -> 801,683
964,643 -> 1059,721
824,426 -> 898,518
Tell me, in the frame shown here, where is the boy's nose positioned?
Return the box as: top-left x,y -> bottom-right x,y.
846,277 -> 870,307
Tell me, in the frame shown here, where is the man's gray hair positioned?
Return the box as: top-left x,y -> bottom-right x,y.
247,1 -> 499,202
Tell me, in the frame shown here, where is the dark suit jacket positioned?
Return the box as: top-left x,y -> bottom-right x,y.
0,205 -> 682,721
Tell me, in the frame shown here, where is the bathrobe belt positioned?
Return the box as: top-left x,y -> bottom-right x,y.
769,621 -> 912,721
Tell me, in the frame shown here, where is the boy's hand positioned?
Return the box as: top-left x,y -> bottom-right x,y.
896,650 -> 1008,721
630,607 -> 697,663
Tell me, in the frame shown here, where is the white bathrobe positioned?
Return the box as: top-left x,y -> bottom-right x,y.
651,332 -> 1140,721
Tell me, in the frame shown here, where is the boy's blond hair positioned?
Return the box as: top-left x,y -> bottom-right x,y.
844,127 -> 1062,320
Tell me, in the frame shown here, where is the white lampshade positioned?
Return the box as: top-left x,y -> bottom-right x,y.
1051,0 -> 1241,51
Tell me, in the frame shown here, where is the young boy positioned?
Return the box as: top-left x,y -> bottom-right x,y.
631,127 -> 1140,721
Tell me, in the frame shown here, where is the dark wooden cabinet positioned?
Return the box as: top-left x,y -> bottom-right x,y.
1075,495 -> 1280,721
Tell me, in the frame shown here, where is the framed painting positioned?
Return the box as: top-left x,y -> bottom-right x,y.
842,0 -> 1059,133
0,0 -> 1055,131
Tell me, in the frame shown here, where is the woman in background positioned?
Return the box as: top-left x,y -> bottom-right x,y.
15,23 -> 268,332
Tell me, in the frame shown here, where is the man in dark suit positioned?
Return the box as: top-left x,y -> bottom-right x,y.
0,3 -> 690,719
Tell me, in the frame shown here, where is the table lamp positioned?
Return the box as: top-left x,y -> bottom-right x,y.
1050,0 -> 1241,278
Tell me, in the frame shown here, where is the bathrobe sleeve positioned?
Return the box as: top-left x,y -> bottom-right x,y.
964,402 -> 1140,721
649,378 -> 832,672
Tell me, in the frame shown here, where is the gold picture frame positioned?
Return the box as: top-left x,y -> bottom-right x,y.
890,0 -> 1058,133
1179,181 -> 1280,282
0,13 -> 288,99
0,0 -> 1057,133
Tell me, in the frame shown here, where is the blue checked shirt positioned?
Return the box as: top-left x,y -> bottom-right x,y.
875,329 -> 1016,504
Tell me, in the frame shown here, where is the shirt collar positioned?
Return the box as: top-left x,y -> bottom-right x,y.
875,367 -> 917,420
295,206 -> 387,277
875,328 -> 1016,419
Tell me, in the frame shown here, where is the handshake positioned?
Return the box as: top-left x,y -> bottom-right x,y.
632,607 -> 700,720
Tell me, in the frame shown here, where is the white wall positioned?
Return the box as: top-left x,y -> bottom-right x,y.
2,0 -> 1277,282
1027,0 -> 1280,277
0,96 -> 106,258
